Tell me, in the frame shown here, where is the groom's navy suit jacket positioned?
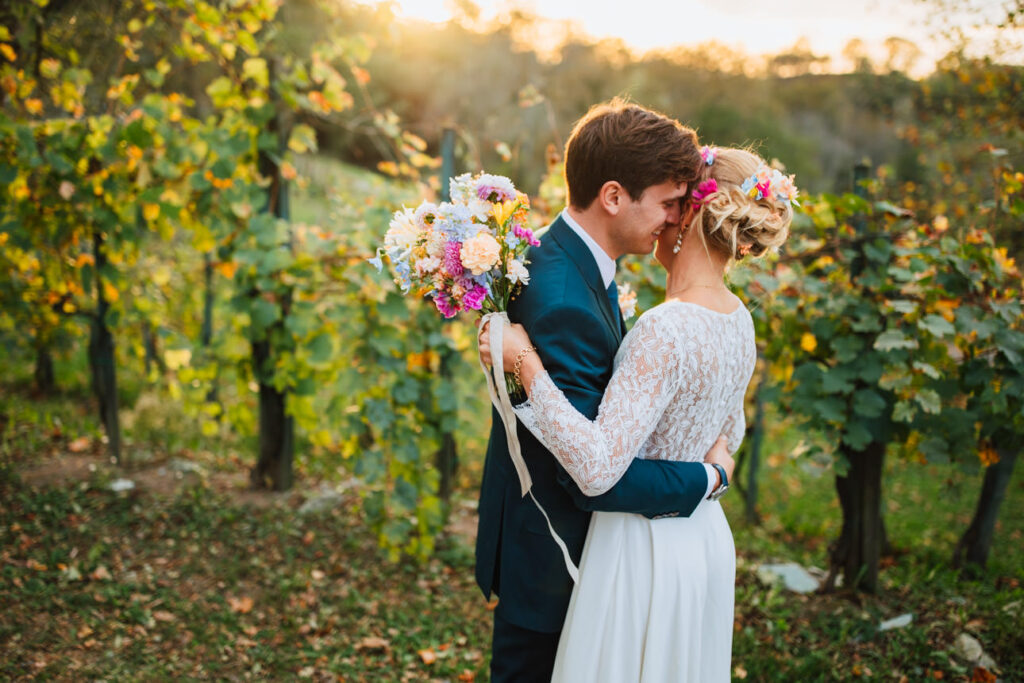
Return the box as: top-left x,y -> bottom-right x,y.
475,215 -> 711,634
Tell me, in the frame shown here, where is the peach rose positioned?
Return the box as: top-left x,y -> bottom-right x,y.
460,233 -> 501,275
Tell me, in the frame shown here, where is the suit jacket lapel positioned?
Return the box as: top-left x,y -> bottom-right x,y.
547,217 -> 622,343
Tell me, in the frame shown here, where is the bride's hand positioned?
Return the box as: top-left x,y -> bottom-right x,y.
477,319 -> 533,369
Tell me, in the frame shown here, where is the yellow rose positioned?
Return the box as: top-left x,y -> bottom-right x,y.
461,233 -> 501,275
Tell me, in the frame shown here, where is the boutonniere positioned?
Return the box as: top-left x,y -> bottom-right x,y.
618,282 -> 637,321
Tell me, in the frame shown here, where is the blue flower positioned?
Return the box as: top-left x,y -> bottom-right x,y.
368,251 -> 384,272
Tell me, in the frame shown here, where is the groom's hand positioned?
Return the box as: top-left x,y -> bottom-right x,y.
704,436 -> 735,489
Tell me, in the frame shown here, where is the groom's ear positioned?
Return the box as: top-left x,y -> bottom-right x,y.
598,181 -> 625,216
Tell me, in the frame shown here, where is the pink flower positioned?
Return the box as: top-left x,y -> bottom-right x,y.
443,241 -> 463,277
513,224 -> 541,247
433,292 -> 459,318
701,146 -> 716,166
691,179 -> 718,204
463,284 -> 489,310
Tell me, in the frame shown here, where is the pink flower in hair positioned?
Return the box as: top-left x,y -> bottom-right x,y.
701,146 -> 716,166
692,178 -> 718,204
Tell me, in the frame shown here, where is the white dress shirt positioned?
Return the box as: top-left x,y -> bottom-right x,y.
558,209 -> 718,500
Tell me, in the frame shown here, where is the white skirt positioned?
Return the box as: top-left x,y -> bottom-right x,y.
551,500 -> 735,683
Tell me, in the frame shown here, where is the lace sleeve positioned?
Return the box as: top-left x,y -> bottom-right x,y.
512,311 -> 681,496
722,395 -> 746,455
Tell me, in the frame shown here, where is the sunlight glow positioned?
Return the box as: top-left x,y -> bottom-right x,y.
382,0 -> 982,74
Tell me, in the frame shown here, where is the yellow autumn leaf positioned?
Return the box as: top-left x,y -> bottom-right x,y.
0,232 -> 7,246
215,260 -> 238,279
24,98 -> 43,114
933,299 -> 957,323
164,348 -> 192,371
800,332 -> 817,352
74,253 -> 95,268
143,203 -> 160,221
11,177 -> 30,200
406,350 -> 439,373
0,44 -> 16,62
102,280 -> 119,302
39,58 -> 60,79
979,444 -> 999,467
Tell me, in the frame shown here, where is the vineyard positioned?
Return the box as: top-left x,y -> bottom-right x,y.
2,0 -> 1023,680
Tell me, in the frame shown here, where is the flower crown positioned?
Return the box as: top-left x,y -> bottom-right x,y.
698,146 -> 799,208
740,166 -> 799,207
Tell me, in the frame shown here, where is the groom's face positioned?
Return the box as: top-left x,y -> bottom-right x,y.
615,180 -> 688,255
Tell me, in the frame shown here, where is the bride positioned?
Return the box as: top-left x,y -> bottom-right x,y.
479,146 -> 795,681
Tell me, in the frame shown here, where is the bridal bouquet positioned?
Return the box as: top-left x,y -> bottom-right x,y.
371,174 -> 559,546
369,172 -> 539,319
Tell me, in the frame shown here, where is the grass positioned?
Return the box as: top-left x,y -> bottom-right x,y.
3,384 -> 1022,681
0,450 -> 492,681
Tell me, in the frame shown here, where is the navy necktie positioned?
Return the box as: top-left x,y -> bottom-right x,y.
607,280 -> 621,328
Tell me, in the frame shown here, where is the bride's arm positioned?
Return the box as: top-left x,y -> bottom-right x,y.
505,311 -> 682,496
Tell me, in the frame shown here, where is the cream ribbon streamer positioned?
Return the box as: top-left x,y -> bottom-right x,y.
478,311 -> 580,583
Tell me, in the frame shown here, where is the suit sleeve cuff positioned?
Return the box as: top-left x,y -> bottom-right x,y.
703,463 -> 717,499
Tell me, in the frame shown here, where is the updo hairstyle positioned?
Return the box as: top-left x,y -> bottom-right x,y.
692,148 -> 792,261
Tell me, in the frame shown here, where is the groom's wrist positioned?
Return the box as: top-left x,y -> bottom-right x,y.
703,463 -> 718,499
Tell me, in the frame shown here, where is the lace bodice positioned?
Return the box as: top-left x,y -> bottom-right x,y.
514,300 -> 756,497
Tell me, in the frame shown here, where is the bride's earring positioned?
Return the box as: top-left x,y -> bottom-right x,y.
672,226 -> 684,254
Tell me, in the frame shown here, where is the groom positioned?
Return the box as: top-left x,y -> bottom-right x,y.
476,99 -> 735,681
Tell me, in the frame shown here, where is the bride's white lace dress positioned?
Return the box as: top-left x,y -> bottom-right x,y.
514,299 -> 755,682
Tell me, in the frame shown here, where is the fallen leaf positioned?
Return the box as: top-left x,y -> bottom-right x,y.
458,670 -> 476,681
90,565 -> 112,581
68,436 -> 91,452
153,610 -> 175,622
311,569 -> 326,581
77,626 -> 94,639
971,668 -> 997,683
229,596 -> 254,614
355,636 -> 390,653
418,649 -> 437,665
734,665 -> 748,679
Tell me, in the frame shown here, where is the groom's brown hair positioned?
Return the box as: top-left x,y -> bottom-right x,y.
564,98 -> 701,210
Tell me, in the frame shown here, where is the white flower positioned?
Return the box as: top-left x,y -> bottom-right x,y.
385,207 -> 421,250
415,256 -> 441,275
505,257 -> 530,285
466,196 -> 493,222
424,229 -> 447,258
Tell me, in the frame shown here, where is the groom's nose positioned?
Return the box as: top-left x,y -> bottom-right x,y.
665,202 -> 682,227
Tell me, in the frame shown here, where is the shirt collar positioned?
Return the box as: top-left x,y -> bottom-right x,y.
560,209 -> 616,288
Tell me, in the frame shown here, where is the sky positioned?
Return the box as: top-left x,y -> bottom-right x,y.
377,0 -> 1015,73
390,0 -> 930,57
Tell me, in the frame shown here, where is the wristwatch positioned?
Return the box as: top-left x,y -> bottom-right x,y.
708,463 -> 729,501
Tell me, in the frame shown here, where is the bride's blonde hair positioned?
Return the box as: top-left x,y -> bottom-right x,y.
691,148 -> 793,261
